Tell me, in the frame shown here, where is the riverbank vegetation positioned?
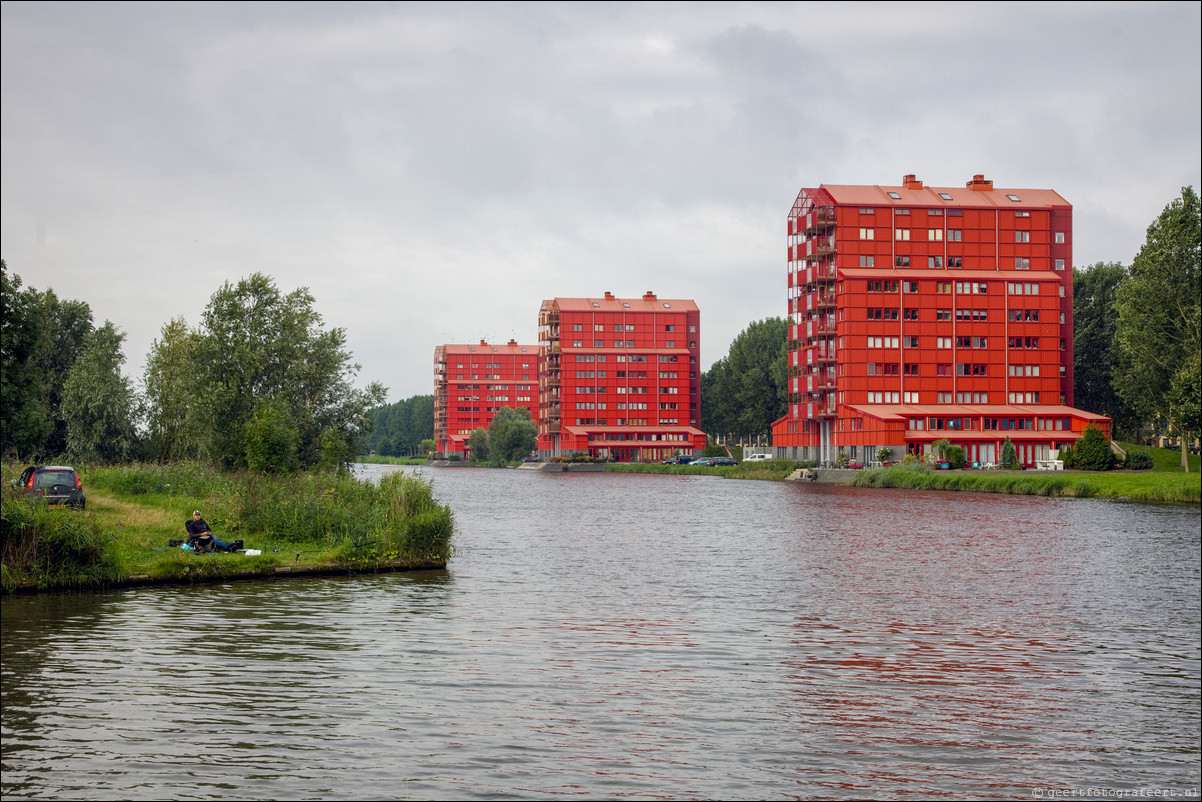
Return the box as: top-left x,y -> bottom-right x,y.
606,459 -> 807,481
850,443 -> 1199,504
1,460 -> 453,592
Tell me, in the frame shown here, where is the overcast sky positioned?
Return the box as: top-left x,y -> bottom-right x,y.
3,2 -> 1199,402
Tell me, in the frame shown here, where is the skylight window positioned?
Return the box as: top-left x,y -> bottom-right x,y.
939,192 -> 953,200
887,192 -> 901,199
592,302 -> 600,307
1007,194 -> 1021,202
663,303 -> 671,308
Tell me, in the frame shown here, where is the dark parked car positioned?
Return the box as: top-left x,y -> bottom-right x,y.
12,466 -> 86,509
661,455 -> 696,464
689,457 -> 716,467
711,457 -> 737,466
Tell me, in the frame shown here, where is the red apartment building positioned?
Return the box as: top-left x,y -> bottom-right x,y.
433,339 -> 539,458
537,292 -> 707,461
772,174 -> 1110,467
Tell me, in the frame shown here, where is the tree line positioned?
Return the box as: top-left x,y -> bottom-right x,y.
2,266 -> 385,471
363,394 -> 434,457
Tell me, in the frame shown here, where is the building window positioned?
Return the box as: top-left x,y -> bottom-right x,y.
904,281 -> 920,293
929,229 -> 943,241
895,228 -> 910,241
860,227 -> 875,240
859,207 -> 874,214
948,230 -> 963,242
895,256 -> 910,267
928,256 -> 943,268
936,309 -> 952,321
1015,257 -> 1031,269
1015,231 -> 1030,243
1006,194 -> 1021,202
860,255 -> 875,267
1055,232 -> 1065,243
937,337 -> 953,349
948,257 -> 963,268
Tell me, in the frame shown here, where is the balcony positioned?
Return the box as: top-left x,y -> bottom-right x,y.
805,207 -> 837,234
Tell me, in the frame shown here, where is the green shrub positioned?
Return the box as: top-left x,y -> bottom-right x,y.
1001,438 -> 1020,469
1,491 -> 123,589
946,445 -> 966,469
1074,425 -> 1115,471
1128,451 -> 1154,470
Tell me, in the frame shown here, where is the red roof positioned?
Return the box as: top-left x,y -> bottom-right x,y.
440,341 -> 537,355
550,294 -> 699,314
819,182 -> 1070,210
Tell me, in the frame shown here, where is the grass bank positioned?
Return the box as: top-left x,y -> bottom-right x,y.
1,461 -> 454,593
606,460 -> 807,481
850,466 -> 1199,503
356,455 -> 430,466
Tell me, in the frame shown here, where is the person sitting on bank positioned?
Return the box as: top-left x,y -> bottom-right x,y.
185,510 -> 232,552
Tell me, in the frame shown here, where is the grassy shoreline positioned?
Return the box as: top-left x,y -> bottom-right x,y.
603,444 -> 1200,504
2,461 -> 453,594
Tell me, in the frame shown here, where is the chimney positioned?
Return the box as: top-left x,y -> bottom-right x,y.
642,291 -> 657,301
604,291 -> 614,300
480,339 -> 487,346
902,174 -> 923,190
966,174 -> 994,191
508,339 -> 517,346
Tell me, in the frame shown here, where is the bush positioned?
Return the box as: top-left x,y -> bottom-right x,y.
946,445 -> 966,469
1074,425 -> 1115,471
1001,438 -> 1020,470
1128,451 -> 1154,471
1,491 -> 122,589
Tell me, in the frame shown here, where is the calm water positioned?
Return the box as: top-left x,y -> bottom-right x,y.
2,466 -> 1199,800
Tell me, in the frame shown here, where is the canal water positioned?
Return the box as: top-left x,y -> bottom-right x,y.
2,466 -> 1199,800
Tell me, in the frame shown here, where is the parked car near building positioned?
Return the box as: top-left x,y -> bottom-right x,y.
711,457 -> 737,466
689,457 -> 716,467
12,466 -> 86,509
744,453 -> 772,462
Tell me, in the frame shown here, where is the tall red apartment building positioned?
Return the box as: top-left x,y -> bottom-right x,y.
433,339 -> 538,458
537,292 -> 706,461
771,174 -> 1110,467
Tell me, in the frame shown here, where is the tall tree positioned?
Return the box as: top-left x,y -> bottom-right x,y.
62,322 -> 139,464
1,262 -> 51,457
0,262 -> 94,458
151,273 -> 385,470
701,318 -> 788,440
143,317 -> 206,462
1073,263 -> 1138,437
486,406 -> 537,466
1115,187 -> 1201,471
